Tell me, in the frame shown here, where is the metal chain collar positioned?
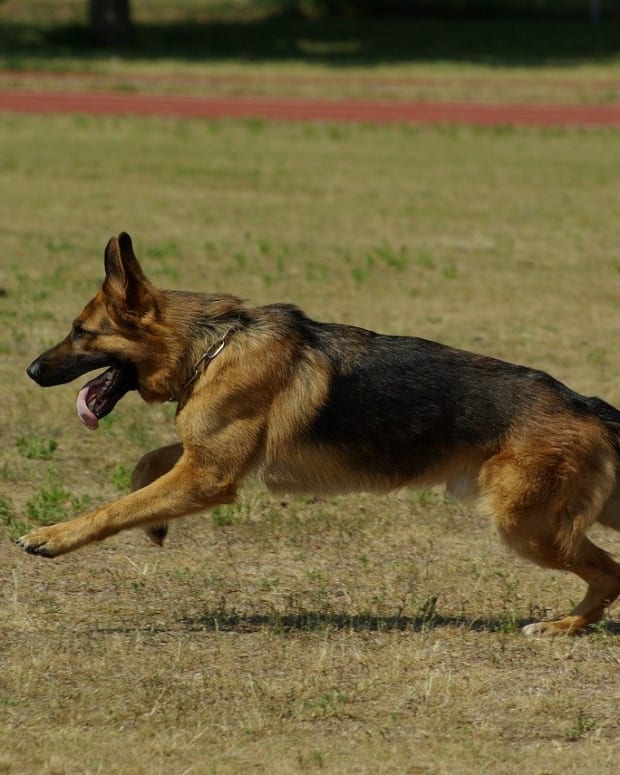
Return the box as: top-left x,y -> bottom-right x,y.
182,328 -> 232,390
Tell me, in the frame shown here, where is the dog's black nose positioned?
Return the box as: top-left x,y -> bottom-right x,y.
26,359 -> 41,382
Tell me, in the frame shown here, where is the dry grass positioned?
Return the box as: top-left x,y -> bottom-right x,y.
2,113 -> 620,772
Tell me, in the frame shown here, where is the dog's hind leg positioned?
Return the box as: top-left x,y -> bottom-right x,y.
131,443 -> 183,546
481,418 -> 620,635
509,530 -> 620,636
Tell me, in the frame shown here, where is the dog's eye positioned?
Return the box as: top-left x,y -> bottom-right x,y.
73,325 -> 90,341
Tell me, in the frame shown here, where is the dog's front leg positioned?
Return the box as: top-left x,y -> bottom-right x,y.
16,459 -> 236,558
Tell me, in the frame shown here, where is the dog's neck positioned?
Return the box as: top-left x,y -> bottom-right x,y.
173,326 -> 234,404
136,290 -> 248,406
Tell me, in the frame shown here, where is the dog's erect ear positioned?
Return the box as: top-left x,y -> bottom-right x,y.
103,232 -> 154,317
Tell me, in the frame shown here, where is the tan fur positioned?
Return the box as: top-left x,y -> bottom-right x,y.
479,409 -> 620,635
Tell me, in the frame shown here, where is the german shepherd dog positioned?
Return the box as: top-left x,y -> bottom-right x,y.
20,233 -> 620,636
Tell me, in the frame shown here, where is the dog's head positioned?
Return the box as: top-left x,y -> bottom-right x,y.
26,233 -> 156,429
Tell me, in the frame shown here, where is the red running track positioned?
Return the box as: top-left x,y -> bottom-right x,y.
2,89 -> 620,126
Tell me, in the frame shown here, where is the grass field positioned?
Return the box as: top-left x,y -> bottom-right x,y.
2,114 -> 620,773
2,3 -> 620,772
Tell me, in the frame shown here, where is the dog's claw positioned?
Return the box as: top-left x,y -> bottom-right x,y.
16,537 -> 50,557
16,528 -> 60,558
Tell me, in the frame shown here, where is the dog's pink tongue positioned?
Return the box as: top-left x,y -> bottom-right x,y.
76,385 -> 99,430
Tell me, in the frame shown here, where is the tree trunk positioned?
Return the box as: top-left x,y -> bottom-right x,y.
89,0 -> 133,46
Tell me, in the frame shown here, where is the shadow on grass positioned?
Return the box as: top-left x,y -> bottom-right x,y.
2,16 -> 620,69
176,609 -> 620,635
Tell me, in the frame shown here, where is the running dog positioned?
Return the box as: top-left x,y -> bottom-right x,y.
20,232 -> 620,635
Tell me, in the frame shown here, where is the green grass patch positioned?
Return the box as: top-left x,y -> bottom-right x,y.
111,463 -> 132,493
15,435 -> 58,460
24,483 -> 92,526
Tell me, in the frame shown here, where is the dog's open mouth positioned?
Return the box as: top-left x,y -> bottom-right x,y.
76,364 -> 137,430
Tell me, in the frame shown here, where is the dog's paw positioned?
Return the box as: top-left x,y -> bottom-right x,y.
522,622 -> 556,637
522,618 -> 583,637
16,524 -> 71,558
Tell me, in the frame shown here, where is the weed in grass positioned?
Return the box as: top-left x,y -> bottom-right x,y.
442,263 -> 458,280
230,250 -> 248,270
170,567 -> 193,583
350,266 -> 367,286
0,462 -> 16,481
565,711 -> 597,742
15,435 -> 57,460
414,488 -> 442,508
145,241 -> 182,283
5,519 -> 30,543
1,494 -> 30,541
71,493 -> 93,513
24,483 -> 92,527
260,577 -> 280,591
415,250 -> 435,269
417,595 -> 439,631
350,251 -> 378,286
212,501 -> 252,527
497,609 -> 520,634
371,243 -> 408,272
38,267 -> 73,296
0,496 -> 14,525
301,690 -> 348,721
258,238 -> 270,257
208,596 -> 241,631
45,238 -> 74,255
370,592 -> 387,611
243,117 -> 266,133
304,261 -> 328,282
297,750 -> 325,769
98,413 -> 119,430
24,483 -> 71,525
111,463 -> 132,493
